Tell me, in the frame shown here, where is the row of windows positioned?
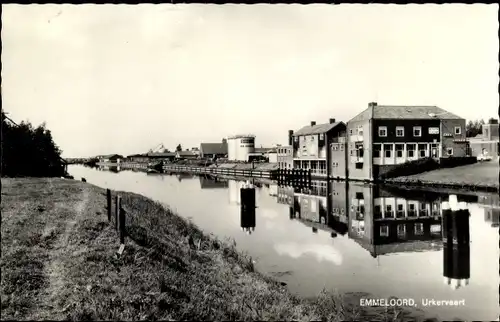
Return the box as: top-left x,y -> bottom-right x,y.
293,134 -> 325,142
377,126 -> 461,137
348,144 -> 454,158
240,139 -> 254,144
379,223 -> 425,237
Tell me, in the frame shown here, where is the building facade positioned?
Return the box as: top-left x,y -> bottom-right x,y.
346,102 -> 468,181
227,135 -> 256,162
468,119 -> 499,157
291,119 -> 347,179
277,143 -> 293,169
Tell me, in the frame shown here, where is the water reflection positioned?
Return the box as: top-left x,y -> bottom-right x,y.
274,180 -> 481,291
68,165 -> 499,321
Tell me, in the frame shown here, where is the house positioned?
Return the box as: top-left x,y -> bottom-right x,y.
175,150 -> 198,160
199,139 -> 228,159
290,118 -> 347,179
346,102 -> 468,181
96,154 -> 124,163
264,148 -> 278,163
147,152 -> 176,162
468,118 -> 499,158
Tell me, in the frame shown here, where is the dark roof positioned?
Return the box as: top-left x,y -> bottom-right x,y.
97,154 -> 123,159
147,152 -> 175,158
127,153 -> 148,158
293,122 -> 343,136
200,143 -> 228,155
254,147 -> 275,153
176,150 -> 197,157
349,105 -> 463,123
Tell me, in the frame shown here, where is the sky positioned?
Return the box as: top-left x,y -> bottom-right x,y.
2,4 -> 498,158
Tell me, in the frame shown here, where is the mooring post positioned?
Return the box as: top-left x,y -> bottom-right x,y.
308,169 -> 312,185
115,195 -> 121,230
106,189 -> 111,221
119,206 -> 126,244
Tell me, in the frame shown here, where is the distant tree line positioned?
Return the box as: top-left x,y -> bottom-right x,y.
1,111 -> 66,177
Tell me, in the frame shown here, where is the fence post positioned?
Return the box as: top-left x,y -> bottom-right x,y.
119,206 -> 126,244
115,195 -> 121,230
106,189 -> 112,221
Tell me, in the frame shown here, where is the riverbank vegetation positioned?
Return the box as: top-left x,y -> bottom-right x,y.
1,178 -> 434,321
1,111 -> 66,177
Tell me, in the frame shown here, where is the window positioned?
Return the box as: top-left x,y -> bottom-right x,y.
356,192 -> 364,199
413,126 -> 422,137
358,126 -> 364,136
429,127 -> 439,134
418,144 -> 427,158
454,126 -> 461,135
414,223 -> 424,236
294,136 -> 298,142
355,143 -> 364,158
319,133 -> 324,140
396,126 -> 404,137
407,144 -> 416,158
395,144 -> 404,158
350,149 -> 354,156
349,129 -> 353,135
340,144 -> 344,151
384,144 -> 393,158
378,126 -> 387,137
380,225 -> 389,237
310,136 -> 315,141
373,144 -> 382,158
447,148 -> 453,156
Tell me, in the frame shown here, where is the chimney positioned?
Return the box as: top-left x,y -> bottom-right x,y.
368,102 -> 377,108
222,138 -> 227,144
288,130 -> 294,146
311,121 -> 316,126
329,118 -> 336,124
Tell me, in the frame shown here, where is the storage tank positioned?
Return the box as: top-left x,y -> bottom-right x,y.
229,134 -> 255,161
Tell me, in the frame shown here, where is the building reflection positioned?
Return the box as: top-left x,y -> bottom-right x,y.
199,175 -> 228,189
478,193 -> 500,228
176,173 -> 193,182
285,180 -> 474,290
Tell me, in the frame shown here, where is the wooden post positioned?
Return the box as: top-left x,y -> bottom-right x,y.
308,169 -> 312,185
106,189 -> 111,222
115,195 -> 121,230
119,206 -> 126,244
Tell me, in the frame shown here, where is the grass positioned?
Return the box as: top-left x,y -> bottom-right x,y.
1,177 -> 435,321
387,161 -> 499,190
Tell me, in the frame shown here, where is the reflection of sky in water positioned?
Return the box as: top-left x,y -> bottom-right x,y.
274,242 -> 343,266
68,166 -> 500,321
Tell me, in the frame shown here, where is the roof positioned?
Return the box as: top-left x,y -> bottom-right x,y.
293,122 -> 343,136
349,104 -> 463,122
200,143 -> 228,155
126,153 -> 148,158
176,150 -> 197,157
97,154 -> 123,159
254,147 -> 275,153
147,152 -> 176,158
227,134 -> 255,139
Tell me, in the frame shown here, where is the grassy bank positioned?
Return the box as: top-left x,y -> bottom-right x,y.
386,161 -> 499,192
1,178 -> 433,321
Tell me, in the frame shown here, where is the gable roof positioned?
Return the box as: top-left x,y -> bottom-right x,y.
293,122 -> 343,136
200,143 -> 228,155
97,154 -> 123,159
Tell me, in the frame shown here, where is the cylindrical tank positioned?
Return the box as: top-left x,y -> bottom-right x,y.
236,135 -> 255,161
227,138 -> 236,161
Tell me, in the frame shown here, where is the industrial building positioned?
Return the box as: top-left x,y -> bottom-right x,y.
227,134 -> 257,162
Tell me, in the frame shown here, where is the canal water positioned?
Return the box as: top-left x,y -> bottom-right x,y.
69,165 -> 499,321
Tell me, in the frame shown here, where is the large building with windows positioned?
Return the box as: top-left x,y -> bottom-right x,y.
290,119 -> 347,179
346,102 -> 468,181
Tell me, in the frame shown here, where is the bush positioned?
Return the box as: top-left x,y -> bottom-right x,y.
1,111 -> 66,177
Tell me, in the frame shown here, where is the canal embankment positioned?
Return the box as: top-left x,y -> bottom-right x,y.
1,177 -> 432,321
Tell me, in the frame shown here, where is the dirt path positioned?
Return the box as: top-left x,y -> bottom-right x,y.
35,186 -> 91,320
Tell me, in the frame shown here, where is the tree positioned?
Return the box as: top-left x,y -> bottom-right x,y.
176,144 -> 182,152
465,119 -> 484,138
1,111 -> 65,177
